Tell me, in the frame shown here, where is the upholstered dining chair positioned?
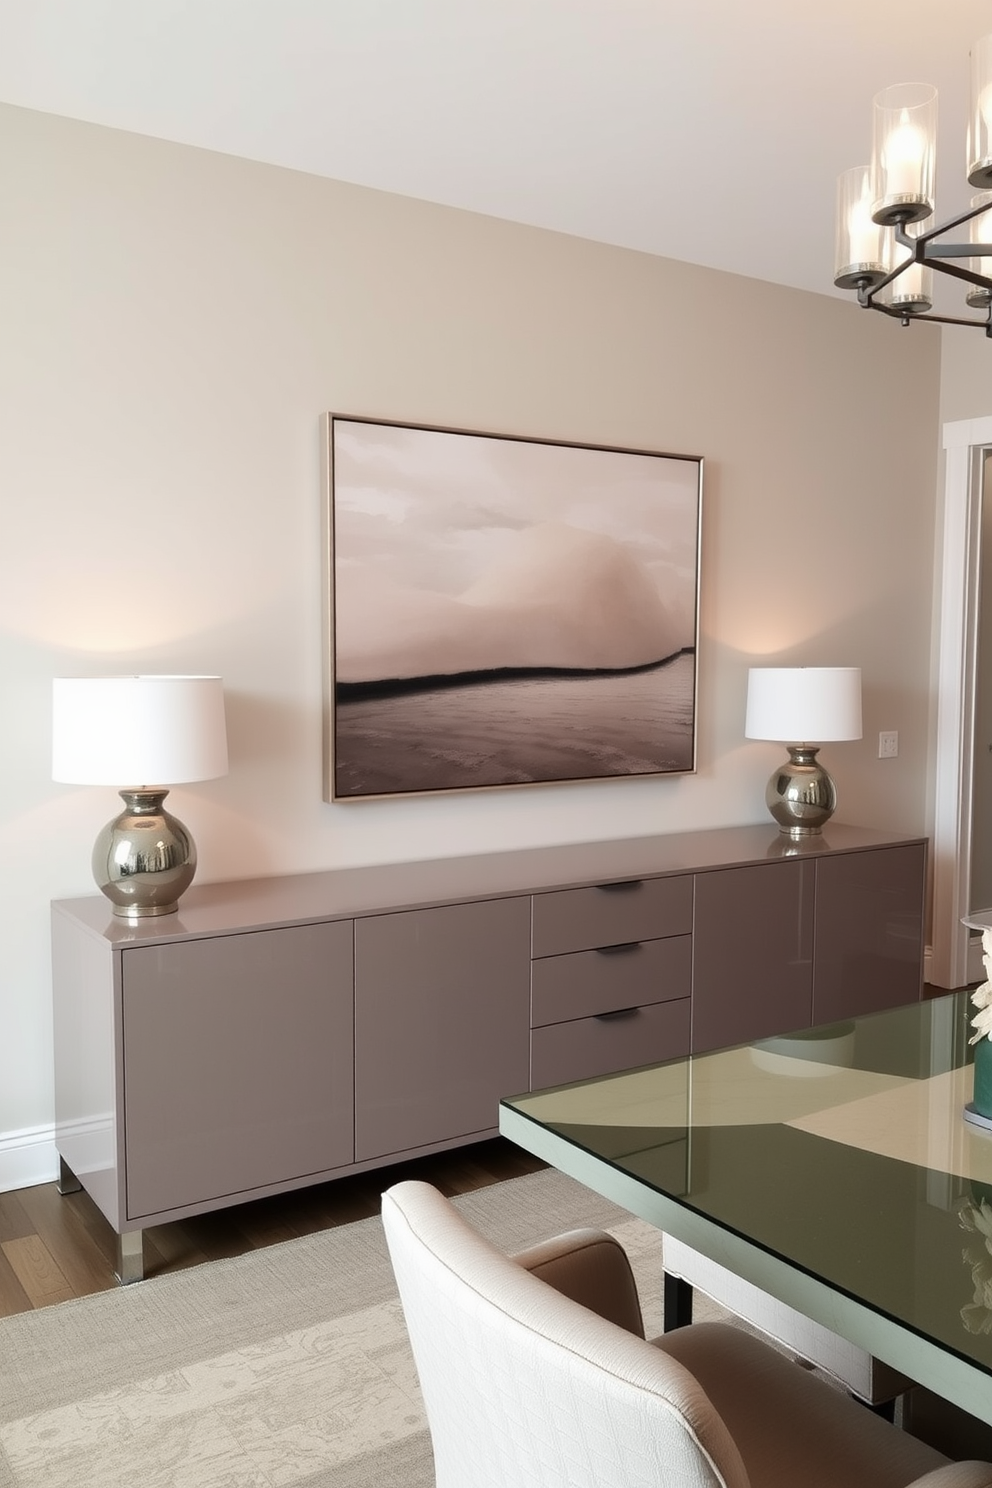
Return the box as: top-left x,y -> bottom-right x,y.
381,1179 -> 992,1488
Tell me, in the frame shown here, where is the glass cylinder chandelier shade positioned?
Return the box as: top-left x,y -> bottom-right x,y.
968,192 -> 992,307
834,167 -> 886,289
870,82 -> 937,226
878,220 -> 933,315
969,35 -> 992,189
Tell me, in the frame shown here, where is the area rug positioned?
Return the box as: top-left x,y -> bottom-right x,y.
0,1169 -> 671,1488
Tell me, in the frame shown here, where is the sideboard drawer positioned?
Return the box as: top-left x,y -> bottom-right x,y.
531,935 -> 691,1028
530,997 -> 691,1089
532,875 -> 693,957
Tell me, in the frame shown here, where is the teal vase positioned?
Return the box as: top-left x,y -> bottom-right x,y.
974,1036 -> 992,1120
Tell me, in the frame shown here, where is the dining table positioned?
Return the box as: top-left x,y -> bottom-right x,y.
499,988 -> 992,1426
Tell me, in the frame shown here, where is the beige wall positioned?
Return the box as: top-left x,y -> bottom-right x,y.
933,328 -> 992,965
940,325 -> 992,424
0,102 -> 942,1183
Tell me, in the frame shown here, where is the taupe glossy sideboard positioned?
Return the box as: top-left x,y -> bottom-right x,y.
51,822 -> 926,1281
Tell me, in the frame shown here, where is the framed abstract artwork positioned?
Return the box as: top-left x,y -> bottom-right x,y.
322,415 -> 702,801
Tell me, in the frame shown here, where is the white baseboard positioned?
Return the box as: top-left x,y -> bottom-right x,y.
0,1124 -> 59,1193
968,933 -> 988,986
924,941 -> 985,989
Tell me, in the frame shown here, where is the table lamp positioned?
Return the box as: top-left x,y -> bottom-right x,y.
52,674 -> 228,918
745,667 -> 862,837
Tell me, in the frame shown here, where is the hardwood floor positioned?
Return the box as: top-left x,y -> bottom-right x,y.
0,1137 -> 547,1317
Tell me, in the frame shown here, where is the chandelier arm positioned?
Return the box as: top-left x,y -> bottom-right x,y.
859,296 -> 992,334
902,310 -> 992,331
894,199 -> 992,250
881,207 -> 992,294
855,260 -> 909,304
922,243 -> 992,260
922,257 -> 992,293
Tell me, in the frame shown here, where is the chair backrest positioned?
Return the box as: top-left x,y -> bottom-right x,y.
381,1179 -> 750,1488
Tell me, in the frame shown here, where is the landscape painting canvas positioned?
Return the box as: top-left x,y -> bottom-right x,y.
325,416 -> 702,800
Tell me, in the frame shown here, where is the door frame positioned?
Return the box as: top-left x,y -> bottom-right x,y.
931,416 -> 992,988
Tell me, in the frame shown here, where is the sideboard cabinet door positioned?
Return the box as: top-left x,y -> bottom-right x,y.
354,897 -> 531,1162
122,920 -> 355,1219
812,845 -> 925,1023
692,860 -> 815,1052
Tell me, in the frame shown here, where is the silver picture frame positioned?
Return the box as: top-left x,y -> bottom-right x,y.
322,414 -> 703,801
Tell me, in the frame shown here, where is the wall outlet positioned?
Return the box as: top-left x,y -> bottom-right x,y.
878,730 -> 899,758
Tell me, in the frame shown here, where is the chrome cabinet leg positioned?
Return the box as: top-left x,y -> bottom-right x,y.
56,1157 -> 82,1195
116,1229 -> 144,1285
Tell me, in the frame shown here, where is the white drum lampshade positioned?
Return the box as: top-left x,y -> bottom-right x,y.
745,667 -> 862,837
53,675 -> 228,918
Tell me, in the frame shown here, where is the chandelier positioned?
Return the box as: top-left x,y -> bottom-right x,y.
834,36 -> 992,332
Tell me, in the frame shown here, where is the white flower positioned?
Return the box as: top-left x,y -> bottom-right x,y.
959,1195 -> 992,1250
970,946 -> 992,1043
962,1290 -> 992,1335
970,996 -> 992,1044
958,1195 -> 992,1332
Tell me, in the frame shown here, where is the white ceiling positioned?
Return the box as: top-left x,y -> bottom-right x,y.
2,0 -> 991,305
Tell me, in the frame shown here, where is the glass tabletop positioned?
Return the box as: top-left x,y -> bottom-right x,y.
500,990 -> 992,1402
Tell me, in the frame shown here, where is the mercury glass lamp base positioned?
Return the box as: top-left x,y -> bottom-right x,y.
92,788 -> 197,919
765,745 -> 837,839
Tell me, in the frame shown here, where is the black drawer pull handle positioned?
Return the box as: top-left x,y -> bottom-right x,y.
595,942 -> 642,955
596,879 -> 643,892
595,1006 -> 640,1021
